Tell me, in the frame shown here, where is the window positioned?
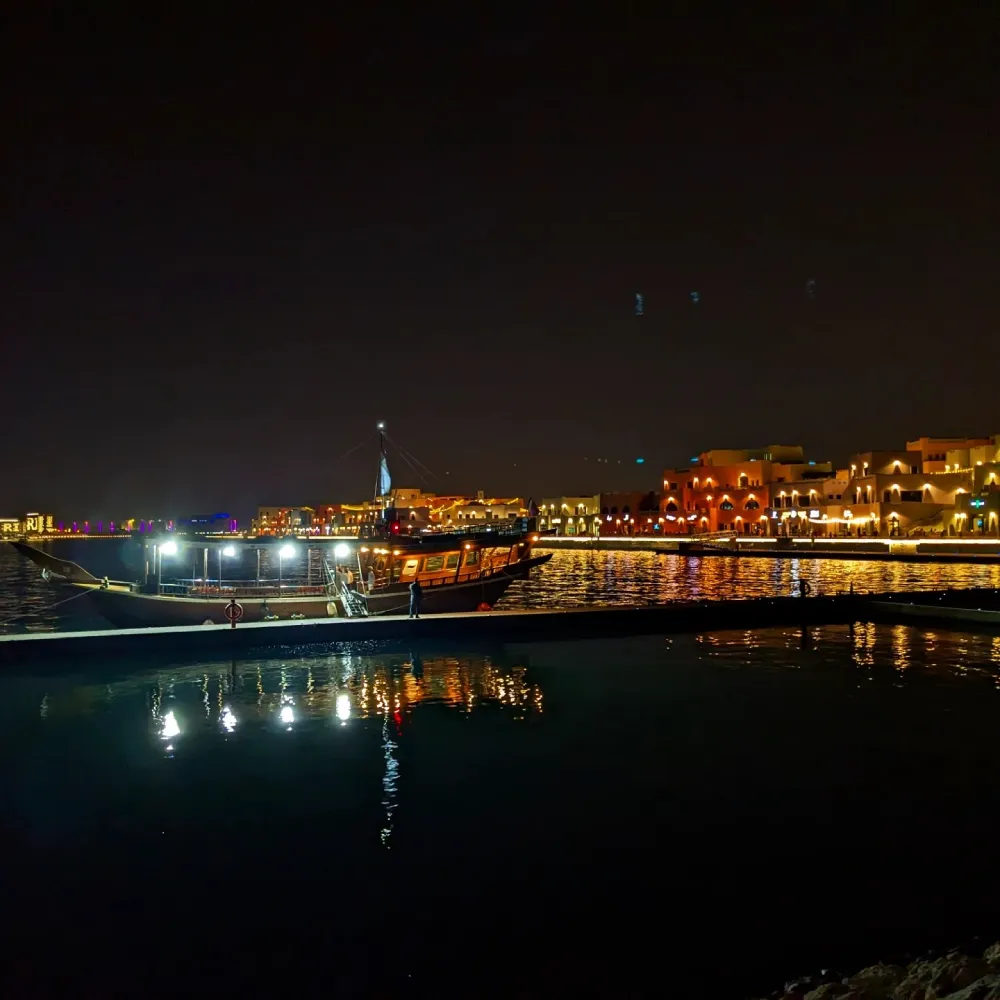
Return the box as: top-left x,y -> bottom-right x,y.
424,555 -> 445,572
719,500 -> 734,511
669,483 -> 678,490
665,501 -> 678,512
744,499 -> 760,510
797,496 -> 811,507
899,490 -> 923,503
911,466 -> 919,474
883,490 -> 892,503
445,554 -> 460,569
464,550 -> 479,566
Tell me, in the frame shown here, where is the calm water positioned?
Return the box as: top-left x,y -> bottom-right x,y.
4,541 -> 1000,632
5,625 -> 1000,995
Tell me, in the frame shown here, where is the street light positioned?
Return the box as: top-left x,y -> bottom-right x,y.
157,539 -> 179,590
219,544 -> 236,591
278,543 -> 295,590
334,543 -> 350,560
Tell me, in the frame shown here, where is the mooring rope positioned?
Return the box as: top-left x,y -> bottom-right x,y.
0,587 -> 95,629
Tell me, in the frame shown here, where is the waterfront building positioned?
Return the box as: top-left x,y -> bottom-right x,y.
598,491 -> 661,536
453,501 -> 522,523
538,496 -> 601,536
661,446 -> 831,535
0,513 -> 55,537
906,436 -> 994,474
254,506 -> 315,535
834,450 -> 973,536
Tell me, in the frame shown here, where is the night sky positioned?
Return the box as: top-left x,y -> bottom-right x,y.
3,11 -> 997,520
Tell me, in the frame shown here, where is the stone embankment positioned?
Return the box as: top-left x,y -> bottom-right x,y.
761,942 -> 1000,999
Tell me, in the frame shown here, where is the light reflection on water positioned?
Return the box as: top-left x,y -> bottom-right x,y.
500,548 -> 1000,608
8,626 -> 1000,994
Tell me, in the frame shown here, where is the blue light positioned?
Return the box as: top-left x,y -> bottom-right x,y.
636,457 -> 645,464
808,460 -> 816,465
690,457 -> 698,462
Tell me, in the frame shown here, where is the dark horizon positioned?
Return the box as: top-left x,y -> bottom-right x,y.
2,10 -> 997,520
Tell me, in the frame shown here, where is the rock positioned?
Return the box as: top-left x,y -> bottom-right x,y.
984,944 -> 1000,968
803,985 -> 854,1000
842,964 -> 904,998
939,973 -> 1000,999
893,953 -> 990,999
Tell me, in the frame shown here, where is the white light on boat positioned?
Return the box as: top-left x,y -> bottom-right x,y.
279,544 -> 295,558
222,545 -> 236,558
161,710 -> 180,740
221,707 -> 237,732
280,704 -> 294,725
336,693 -> 351,723
334,543 -> 350,560
160,540 -> 178,557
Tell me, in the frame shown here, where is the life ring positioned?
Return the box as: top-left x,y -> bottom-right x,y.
476,602 -> 492,612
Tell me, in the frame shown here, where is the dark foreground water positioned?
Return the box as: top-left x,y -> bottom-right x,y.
4,624 -> 1000,996
4,540 -> 1000,632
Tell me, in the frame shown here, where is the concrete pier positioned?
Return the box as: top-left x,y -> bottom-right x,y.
2,588 -> 999,666
0,595 -> 863,664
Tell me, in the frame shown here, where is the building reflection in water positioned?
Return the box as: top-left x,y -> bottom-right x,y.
694,623 -> 1000,688
38,648 -> 544,848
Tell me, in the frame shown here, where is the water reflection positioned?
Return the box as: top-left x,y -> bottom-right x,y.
501,549 -> 1000,609
37,649 -> 544,848
689,623 -> 1000,688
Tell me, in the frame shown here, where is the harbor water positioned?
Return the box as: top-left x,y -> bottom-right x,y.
4,624 -> 1000,995
4,541 -> 1000,633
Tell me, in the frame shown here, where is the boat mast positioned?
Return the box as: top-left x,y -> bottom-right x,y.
375,422 -> 388,507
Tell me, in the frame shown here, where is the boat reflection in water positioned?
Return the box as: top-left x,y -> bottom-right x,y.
43,649 -> 544,849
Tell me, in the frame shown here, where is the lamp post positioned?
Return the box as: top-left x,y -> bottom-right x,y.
158,539 -> 178,592
219,544 -> 236,592
279,543 -> 295,591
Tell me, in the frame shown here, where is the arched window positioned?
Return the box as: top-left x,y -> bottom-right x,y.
610,506 -> 618,515
665,501 -> 678,512
744,499 -> 760,510
738,475 -> 749,489
883,490 -> 892,503
719,500 -> 735,511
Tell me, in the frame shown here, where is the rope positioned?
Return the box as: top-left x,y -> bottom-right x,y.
0,587 -> 95,629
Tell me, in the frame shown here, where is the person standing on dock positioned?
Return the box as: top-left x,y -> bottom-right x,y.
409,578 -> 422,618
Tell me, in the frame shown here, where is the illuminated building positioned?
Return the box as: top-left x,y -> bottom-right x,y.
598,491 -> 661,536
453,501 -> 522,522
833,450 -> 974,537
538,496 -> 601,536
906,436 -> 994,474
661,447 -> 831,535
254,506 -> 315,535
1,513 -> 55,537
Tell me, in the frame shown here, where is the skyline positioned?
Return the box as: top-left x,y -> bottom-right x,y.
3,10 -> 997,514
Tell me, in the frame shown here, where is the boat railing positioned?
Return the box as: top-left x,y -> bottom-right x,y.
158,579 -> 330,598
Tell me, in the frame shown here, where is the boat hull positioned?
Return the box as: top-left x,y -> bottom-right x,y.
59,554 -> 552,628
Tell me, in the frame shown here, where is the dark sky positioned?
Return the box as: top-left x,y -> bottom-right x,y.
2,10 -> 997,520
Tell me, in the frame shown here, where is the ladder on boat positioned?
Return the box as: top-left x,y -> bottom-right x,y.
340,585 -> 369,618
307,549 -> 327,587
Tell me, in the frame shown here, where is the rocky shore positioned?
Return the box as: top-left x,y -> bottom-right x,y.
759,942 -> 1000,999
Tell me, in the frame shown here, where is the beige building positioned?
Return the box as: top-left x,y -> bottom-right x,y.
906,436 -> 994,474
538,496 -> 601,536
